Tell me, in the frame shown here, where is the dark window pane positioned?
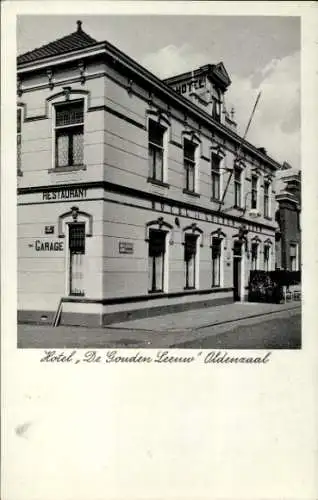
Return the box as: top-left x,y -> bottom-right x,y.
184,139 -> 196,161
56,102 -> 84,126
69,223 -> 85,254
148,120 -> 164,147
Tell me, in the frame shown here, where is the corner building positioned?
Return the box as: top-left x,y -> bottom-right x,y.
17,22 -> 281,326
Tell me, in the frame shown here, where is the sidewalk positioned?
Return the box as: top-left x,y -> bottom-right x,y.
18,301 -> 301,349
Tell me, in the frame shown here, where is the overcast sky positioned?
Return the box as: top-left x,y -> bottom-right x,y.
17,15 -> 300,170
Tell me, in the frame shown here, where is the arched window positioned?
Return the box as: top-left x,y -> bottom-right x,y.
182,130 -> 201,195
210,228 -> 226,287
146,109 -> 170,184
146,217 -> 173,293
182,223 -> 203,289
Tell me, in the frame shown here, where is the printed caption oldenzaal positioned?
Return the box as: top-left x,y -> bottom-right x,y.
40,350 -> 272,365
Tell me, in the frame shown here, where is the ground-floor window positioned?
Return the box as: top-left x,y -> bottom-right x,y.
211,237 -> 222,287
184,233 -> 198,289
289,243 -> 298,271
251,242 -> 258,270
148,229 -> 166,292
264,245 -> 270,271
69,223 -> 85,296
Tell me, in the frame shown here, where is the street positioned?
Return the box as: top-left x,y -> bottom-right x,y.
18,304 -> 301,350
173,311 -> 301,349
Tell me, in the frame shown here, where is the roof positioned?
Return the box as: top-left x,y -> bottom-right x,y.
17,20 -> 97,65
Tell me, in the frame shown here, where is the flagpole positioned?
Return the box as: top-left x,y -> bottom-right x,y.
217,91 -> 261,212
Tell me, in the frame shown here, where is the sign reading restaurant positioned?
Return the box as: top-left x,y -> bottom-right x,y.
42,188 -> 87,201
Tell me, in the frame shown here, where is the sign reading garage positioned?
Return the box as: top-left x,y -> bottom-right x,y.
34,240 -> 64,251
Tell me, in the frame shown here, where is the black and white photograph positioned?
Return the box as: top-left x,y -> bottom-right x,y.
16,14 -> 301,349
2,3 -> 317,500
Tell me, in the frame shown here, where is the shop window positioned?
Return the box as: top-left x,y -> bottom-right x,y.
55,100 -> 84,168
69,223 -> 85,296
148,229 -> 166,292
264,181 -> 270,217
234,165 -> 242,207
184,139 -> 197,192
211,153 -> 221,200
264,245 -> 270,271
17,108 -> 22,173
184,233 -> 198,289
212,237 -> 222,287
289,244 -> 298,271
251,242 -> 258,270
251,174 -> 258,209
148,119 -> 166,182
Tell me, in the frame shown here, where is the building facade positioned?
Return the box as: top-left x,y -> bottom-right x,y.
17,21 -> 282,326
275,171 -> 301,271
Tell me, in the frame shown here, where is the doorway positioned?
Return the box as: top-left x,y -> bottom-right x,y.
233,240 -> 242,301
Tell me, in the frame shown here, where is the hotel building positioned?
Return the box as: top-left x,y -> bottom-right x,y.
17,21 -> 282,326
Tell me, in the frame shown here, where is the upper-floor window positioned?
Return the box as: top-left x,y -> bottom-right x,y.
212,89 -> 221,122
55,100 -> 84,168
211,153 -> 221,200
148,119 -> 166,182
251,174 -> 258,209
264,180 -> 270,217
234,165 -> 242,207
184,139 -> 197,192
17,108 -> 22,173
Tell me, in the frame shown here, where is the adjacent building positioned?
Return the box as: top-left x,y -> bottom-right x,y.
275,171 -> 301,271
17,21 -> 283,326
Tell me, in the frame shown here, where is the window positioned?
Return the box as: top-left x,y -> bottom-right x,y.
148,119 -> 165,182
184,233 -> 198,289
289,244 -> 298,271
212,90 -> 221,121
264,181 -> 270,217
251,174 -> 258,209
264,245 -> 270,271
212,237 -> 222,287
234,166 -> 242,207
55,101 -> 84,168
251,242 -> 258,270
69,223 -> 85,296
211,153 -> 221,200
148,229 -> 166,292
184,139 -> 196,192
17,108 -> 22,172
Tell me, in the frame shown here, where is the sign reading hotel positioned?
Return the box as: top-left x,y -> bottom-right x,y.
42,188 -> 87,201
174,77 -> 205,95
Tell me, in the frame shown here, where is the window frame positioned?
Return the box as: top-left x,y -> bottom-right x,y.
264,179 -> 271,218
148,228 -> 167,293
234,164 -> 243,208
251,173 -> 259,210
211,153 -> 222,201
183,138 -> 197,193
264,244 -> 271,271
211,236 -> 222,287
184,232 -> 199,290
68,221 -> 86,297
54,99 -> 85,169
251,242 -> 259,270
289,243 -> 298,271
17,105 -> 24,175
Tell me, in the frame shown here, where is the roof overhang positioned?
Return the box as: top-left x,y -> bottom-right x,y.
17,40 -> 281,171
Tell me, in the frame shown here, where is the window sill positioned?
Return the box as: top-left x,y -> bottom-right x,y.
69,292 -> 85,297
147,177 -> 170,188
184,286 -> 196,291
210,197 -> 223,204
148,289 -> 164,294
264,216 -> 272,221
48,164 -> 87,173
183,189 -> 200,198
233,205 -> 244,212
17,169 -> 23,177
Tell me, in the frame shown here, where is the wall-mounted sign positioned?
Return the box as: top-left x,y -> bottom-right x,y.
32,240 -> 64,251
42,188 -> 87,201
45,225 -> 55,234
119,241 -> 134,254
174,77 -> 205,95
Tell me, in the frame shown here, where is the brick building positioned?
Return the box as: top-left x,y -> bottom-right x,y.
275,171 -> 301,271
17,21 -> 283,326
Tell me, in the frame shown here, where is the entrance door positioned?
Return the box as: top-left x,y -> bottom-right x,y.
233,241 -> 242,301
69,223 -> 86,296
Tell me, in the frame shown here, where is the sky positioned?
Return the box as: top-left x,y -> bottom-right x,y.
17,15 -> 300,171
